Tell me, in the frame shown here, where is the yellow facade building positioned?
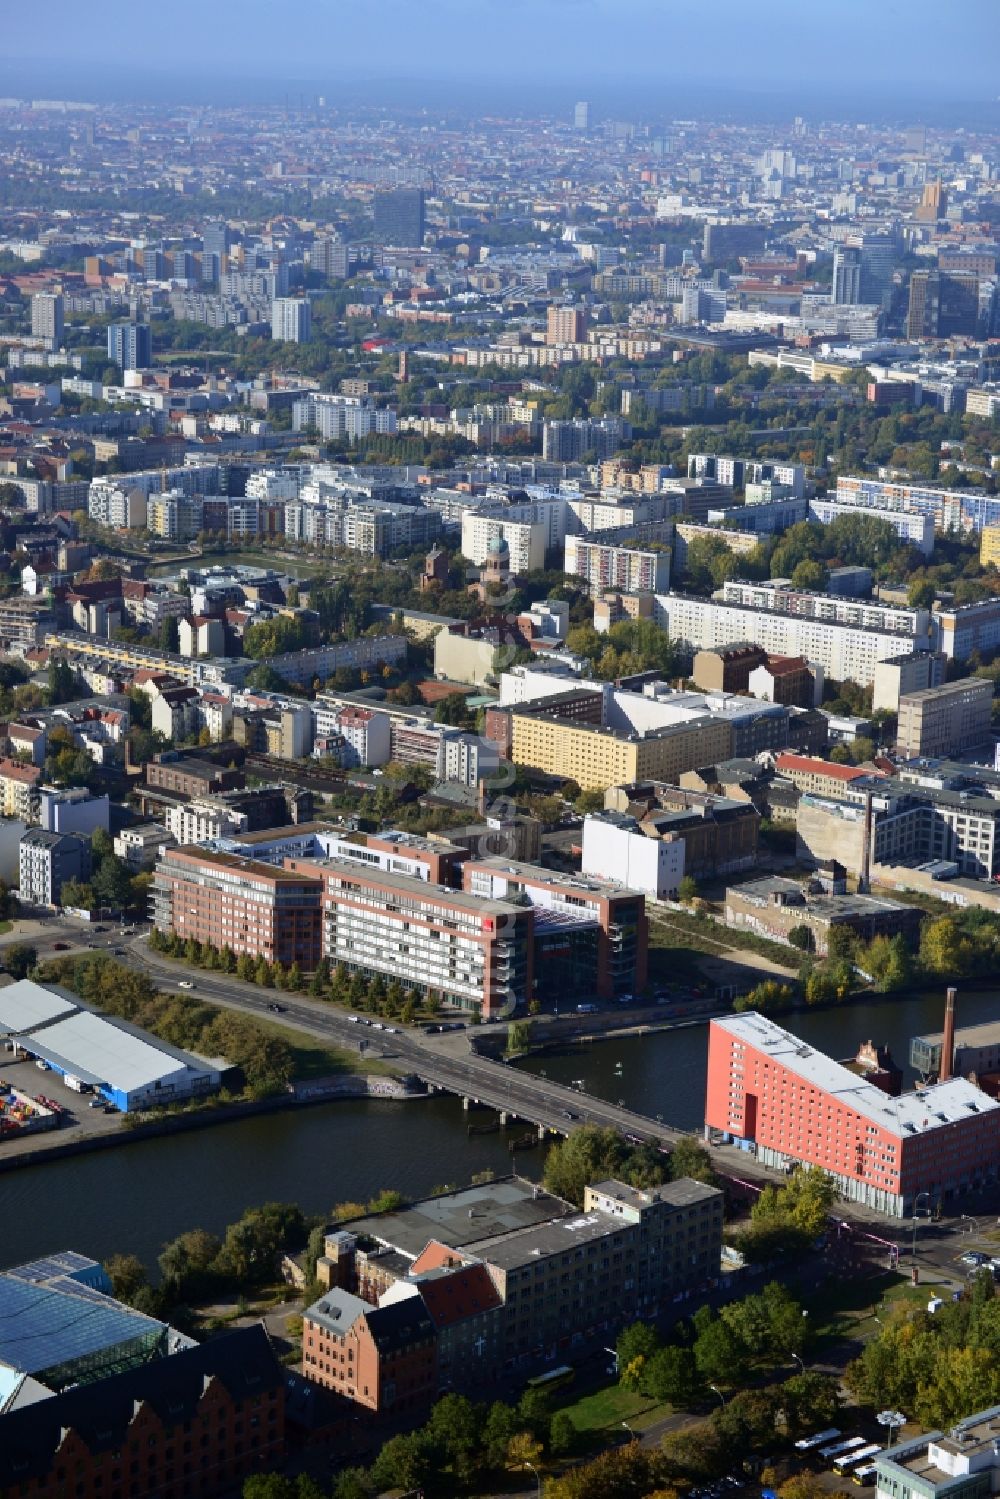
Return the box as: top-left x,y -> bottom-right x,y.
980,526 -> 1000,569
510,709 -> 733,792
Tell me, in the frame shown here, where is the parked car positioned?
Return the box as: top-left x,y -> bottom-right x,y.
52,942 -> 69,951
960,1250 -> 988,1267
178,980 -> 195,990
267,1002 -> 286,1014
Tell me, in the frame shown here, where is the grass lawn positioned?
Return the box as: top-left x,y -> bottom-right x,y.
254,1016 -> 393,1081
0,921 -> 13,937
555,1380 -> 673,1439
803,1270 -> 934,1353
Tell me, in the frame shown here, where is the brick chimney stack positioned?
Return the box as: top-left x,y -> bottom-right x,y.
940,987 -> 957,1082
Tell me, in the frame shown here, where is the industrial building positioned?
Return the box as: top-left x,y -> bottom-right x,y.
0,980 -> 221,1114
705,1011 -> 1000,1216
724,875 -> 920,956
304,1173 -> 723,1409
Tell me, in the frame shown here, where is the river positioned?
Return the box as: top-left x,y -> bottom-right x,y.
514,985 -> 1000,1131
2,985 -> 997,1273
0,1096 -> 528,1273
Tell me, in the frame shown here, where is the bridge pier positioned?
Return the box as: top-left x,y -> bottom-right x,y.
462,1096 -> 470,1111
537,1123 -> 547,1141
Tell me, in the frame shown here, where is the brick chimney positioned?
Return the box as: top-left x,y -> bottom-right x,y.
940,987 -> 957,1082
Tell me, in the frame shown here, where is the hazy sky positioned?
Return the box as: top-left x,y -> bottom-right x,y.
3,0 -> 999,103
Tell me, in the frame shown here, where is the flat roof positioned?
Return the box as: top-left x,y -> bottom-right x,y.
347,1178 -> 572,1260
165,846 -> 319,885
715,1012 -> 1000,1138
19,1011 -> 215,1096
305,854 -> 522,917
0,980 -> 76,1038
915,1020 -> 1000,1050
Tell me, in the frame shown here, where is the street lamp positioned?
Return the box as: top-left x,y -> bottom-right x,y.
524,1460 -> 542,1498
790,1352 -> 805,1374
709,1384 -> 726,1409
962,1214 -> 981,1236
877,1410 -> 906,1448
622,1420 -> 636,1441
912,1192 -> 931,1259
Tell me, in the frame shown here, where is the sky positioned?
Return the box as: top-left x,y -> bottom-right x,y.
2,0 -> 999,111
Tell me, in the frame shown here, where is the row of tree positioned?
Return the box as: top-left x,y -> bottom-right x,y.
147,930 -> 430,1020
38,954 -> 296,1098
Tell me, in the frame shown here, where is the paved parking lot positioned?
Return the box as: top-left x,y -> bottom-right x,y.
0,1050 -> 121,1157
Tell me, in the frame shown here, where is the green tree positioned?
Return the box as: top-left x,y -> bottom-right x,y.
484,1399 -> 520,1467
158,1227 -> 222,1297
426,1393 -> 484,1483
543,1125 -> 665,1208
160,614 -> 180,652
243,1477 -> 295,1499
646,1344 -> 701,1404
103,1253 -> 148,1303
678,875 -> 699,904
617,1320 -> 661,1390
369,1432 -> 433,1494
908,578 -> 936,609
694,1312 -> 748,1384
790,559 -> 829,591
668,1136 -> 716,1185
4,944 -> 37,979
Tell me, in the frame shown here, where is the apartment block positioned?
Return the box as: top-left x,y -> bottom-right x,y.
719,580 -> 929,641
934,598 -> 1000,662
303,1291 -> 437,1418
600,782 -> 760,881
0,1325 -> 285,1499
655,592 -> 921,688
808,495 -> 935,556
0,758 -> 42,821
284,855 -> 532,1017
510,695 -> 733,792
835,475 -> 1000,537
705,1011 -> 1000,1216
461,856 -> 647,1000
460,511 -> 547,574
564,533 -> 670,594
19,829 -> 91,907
151,847 -> 323,967
896,677 -> 993,760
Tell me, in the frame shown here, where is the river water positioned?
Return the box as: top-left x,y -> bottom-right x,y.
2,985 -> 997,1273
515,985 -> 1000,1130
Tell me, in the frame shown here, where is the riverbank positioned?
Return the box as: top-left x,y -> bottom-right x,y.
0,1073 -> 425,1176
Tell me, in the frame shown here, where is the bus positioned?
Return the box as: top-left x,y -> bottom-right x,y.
833,1445 -> 883,1476
853,1464 -> 879,1486
795,1428 -> 841,1452
818,1437 -> 866,1460
526,1365 -> 574,1392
